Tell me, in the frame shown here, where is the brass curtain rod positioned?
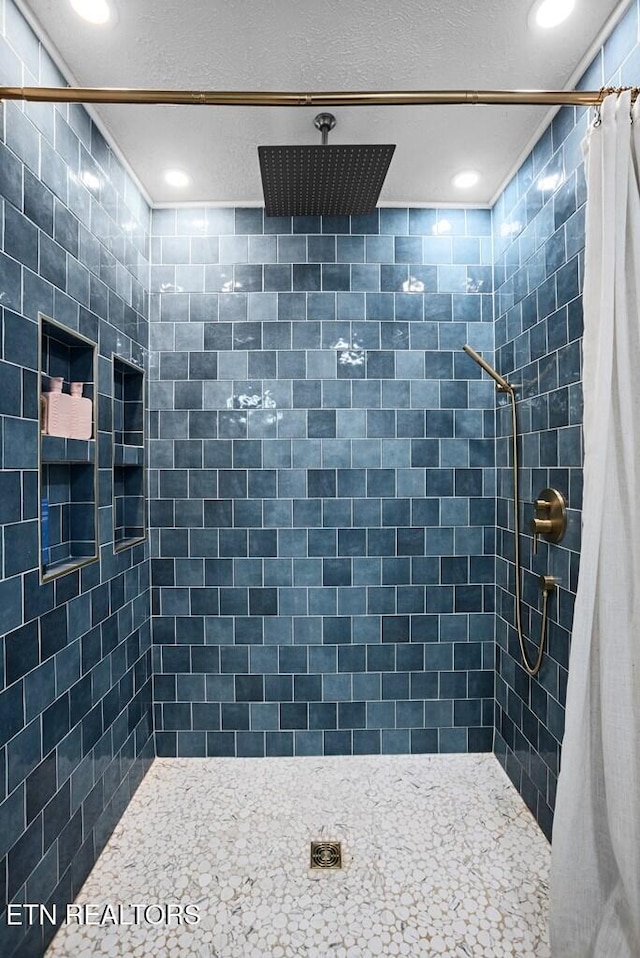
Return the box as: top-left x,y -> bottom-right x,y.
0,85 -> 638,107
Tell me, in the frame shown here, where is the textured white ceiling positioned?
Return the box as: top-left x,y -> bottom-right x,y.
17,0 -> 626,205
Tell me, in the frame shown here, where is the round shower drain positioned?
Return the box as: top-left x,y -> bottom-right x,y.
310,841 -> 342,869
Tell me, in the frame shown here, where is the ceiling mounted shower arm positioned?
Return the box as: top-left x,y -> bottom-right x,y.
0,86 -> 638,107
314,113 -> 336,146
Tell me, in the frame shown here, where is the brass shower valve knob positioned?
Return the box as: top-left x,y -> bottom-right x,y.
531,517 -> 554,534
530,488 -> 567,554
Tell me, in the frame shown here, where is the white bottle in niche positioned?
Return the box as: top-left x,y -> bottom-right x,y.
69,382 -> 93,440
41,377 -> 72,437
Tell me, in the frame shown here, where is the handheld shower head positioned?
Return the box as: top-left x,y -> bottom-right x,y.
462,344 -> 512,392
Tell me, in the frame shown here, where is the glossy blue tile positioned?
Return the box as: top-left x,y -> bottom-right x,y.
2,0 -> 606,875
221,703 -> 250,730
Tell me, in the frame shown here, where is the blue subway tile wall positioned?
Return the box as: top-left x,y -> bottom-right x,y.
0,2 -> 153,954
2,3 -> 634,943
150,206 -> 496,758
490,2 -> 640,840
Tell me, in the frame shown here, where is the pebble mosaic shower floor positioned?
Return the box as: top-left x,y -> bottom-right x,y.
45,755 -> 550,958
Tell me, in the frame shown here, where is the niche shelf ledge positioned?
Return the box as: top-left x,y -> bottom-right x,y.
41,436 -> 96,464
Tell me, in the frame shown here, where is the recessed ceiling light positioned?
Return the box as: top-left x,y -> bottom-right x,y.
530,0 -> 575,30
69,0 -> 111,24
164,169 -> 191,188
452,170 -> 480,190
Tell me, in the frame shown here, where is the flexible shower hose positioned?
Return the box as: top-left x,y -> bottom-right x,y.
507,387 -> 551,676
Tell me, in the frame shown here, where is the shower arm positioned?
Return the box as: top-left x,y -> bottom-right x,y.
314,113 -> 336,146
0,85 -> 637,107
462,345 -> 512,393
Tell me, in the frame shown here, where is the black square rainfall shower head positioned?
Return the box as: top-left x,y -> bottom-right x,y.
258,114 -> 395,217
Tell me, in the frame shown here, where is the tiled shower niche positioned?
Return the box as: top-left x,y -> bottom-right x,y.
113,355 -> 146,550
39,314 -> 98,581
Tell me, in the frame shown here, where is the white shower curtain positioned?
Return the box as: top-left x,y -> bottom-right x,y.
549,90 -> 640,957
